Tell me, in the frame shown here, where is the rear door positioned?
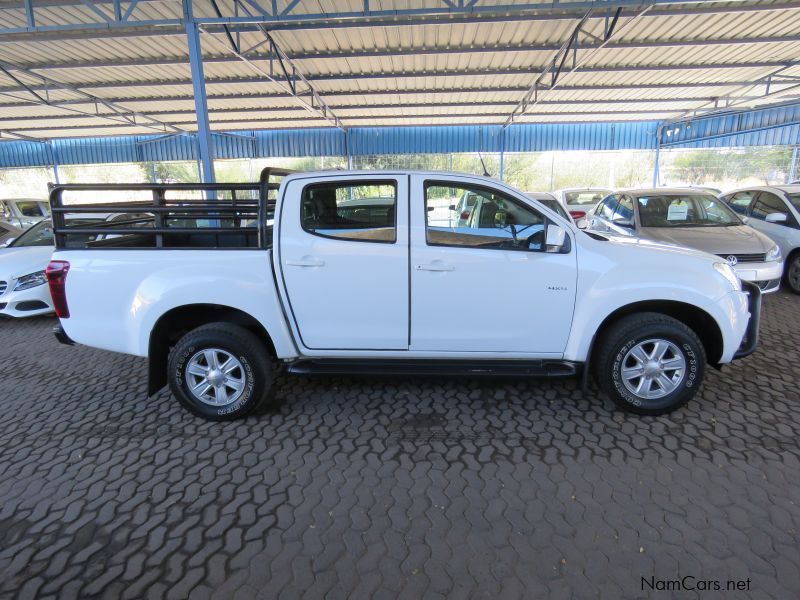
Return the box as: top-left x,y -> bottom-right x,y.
409,175 -> 577,354
278,175 -> 409,350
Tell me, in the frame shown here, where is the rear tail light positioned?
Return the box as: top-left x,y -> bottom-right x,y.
460,211 -> 470,220
45,260 -> 70,318
569,210 -> 586,220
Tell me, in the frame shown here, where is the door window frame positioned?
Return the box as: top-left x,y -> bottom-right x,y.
422,179 -> 551,253
299,179 -> 399,244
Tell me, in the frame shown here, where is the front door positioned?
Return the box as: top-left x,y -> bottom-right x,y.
409,175 -> 578,355
279,175 -> 409,350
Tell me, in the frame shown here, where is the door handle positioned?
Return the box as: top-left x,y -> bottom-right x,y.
286,258 -> 325,267
416,263 -> 455,272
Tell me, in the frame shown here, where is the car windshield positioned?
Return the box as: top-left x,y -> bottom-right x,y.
9,218 -> 106,247
564,190 -> 612,206
636,194 -> 741,227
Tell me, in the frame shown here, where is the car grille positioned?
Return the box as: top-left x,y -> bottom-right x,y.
716,253 -> 766,264
0,281 -> 6,296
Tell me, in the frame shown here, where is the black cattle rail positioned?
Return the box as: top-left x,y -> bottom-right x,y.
49,167 -> 294,250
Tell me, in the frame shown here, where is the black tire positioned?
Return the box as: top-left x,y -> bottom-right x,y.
785,252 -> 800,294
595,312 -> 706,416
168,322 -> 276,420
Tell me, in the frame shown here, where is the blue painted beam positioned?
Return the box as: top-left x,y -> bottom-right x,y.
184,5 -> 214,183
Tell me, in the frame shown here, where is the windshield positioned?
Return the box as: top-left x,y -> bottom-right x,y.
9,220 -> 54,247
564,190 -> 612,206
636,194 -> 741,227
9,218 -> 106,248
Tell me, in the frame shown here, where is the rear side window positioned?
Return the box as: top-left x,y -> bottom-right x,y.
727,191 -> 757,215
301,181 -> 397,243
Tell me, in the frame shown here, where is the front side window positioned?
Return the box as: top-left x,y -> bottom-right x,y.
611,195 -> 634,224
726,191 -> 757,215
301,181 -> 396,243
426,182 -> 545,251
636,194 -> 740,227
596,195 -> 619,220
750,192 -> 788,221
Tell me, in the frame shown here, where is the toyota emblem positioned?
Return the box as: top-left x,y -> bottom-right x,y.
726,255 -> 738,266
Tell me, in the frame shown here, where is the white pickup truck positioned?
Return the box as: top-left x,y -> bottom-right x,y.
46,169 -> 760,420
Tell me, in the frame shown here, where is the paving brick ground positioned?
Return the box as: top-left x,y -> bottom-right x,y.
1,291 -> 799,599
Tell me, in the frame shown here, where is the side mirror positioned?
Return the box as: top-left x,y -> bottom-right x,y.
448,204 -> 456,211
765,212 -> 788,224
741,216 -> 750,224
613,219 -> 635,229
575,218 -> 588,230
545,224 -> 567,251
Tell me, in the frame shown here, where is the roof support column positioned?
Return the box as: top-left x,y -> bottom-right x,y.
652,125 -> 663,187
789,146 -> 799,183
184,1 -> 215,183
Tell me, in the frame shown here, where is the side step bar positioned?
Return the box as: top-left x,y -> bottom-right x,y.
286,359 -> 580,378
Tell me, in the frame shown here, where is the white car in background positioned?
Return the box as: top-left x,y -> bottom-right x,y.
555,188 -> 614,221
0,213 -> 149,318
525,192 -> 573,222
0,198 -> 50,228
721,185 -> 800,293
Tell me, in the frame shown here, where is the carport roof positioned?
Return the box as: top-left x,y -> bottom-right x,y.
0,0 -> 799,140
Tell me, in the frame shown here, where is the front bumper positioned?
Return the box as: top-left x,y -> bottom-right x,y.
733,280 -> 762,359
0,283 -> 53,318
733,260 -> 783,294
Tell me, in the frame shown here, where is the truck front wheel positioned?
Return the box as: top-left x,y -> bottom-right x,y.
595,313 -> 706,415
168,323 -> 276,420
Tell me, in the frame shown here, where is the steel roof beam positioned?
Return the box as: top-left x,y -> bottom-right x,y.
2,110 -> 681,133
0,59 -> 187,134
0,79 -> 784,105
1,0 -> 797,39
0,96 -> 729,122
13,34 -> 800,70
666,68 -> 800,123
3,65 -> 799,95
199,5 -> 345,130
503,3 -> 653,128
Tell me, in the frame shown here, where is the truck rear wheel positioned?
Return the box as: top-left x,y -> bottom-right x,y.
168,323 -> 276,420
595,313 -> 705,415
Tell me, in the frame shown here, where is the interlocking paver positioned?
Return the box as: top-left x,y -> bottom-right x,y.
1,292 -> 800,599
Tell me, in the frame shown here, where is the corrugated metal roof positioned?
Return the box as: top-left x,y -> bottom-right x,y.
0,0 -> 798,167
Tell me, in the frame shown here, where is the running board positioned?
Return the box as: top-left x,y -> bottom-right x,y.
286,359 -> 580,378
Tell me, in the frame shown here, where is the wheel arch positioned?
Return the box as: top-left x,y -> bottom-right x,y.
592,300 -> 724,366
148,303 -> 276,395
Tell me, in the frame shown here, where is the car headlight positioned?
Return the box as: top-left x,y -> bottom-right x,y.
713,262 -> 742,292
13,270 -> 47,291
766,244 -> 781,262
